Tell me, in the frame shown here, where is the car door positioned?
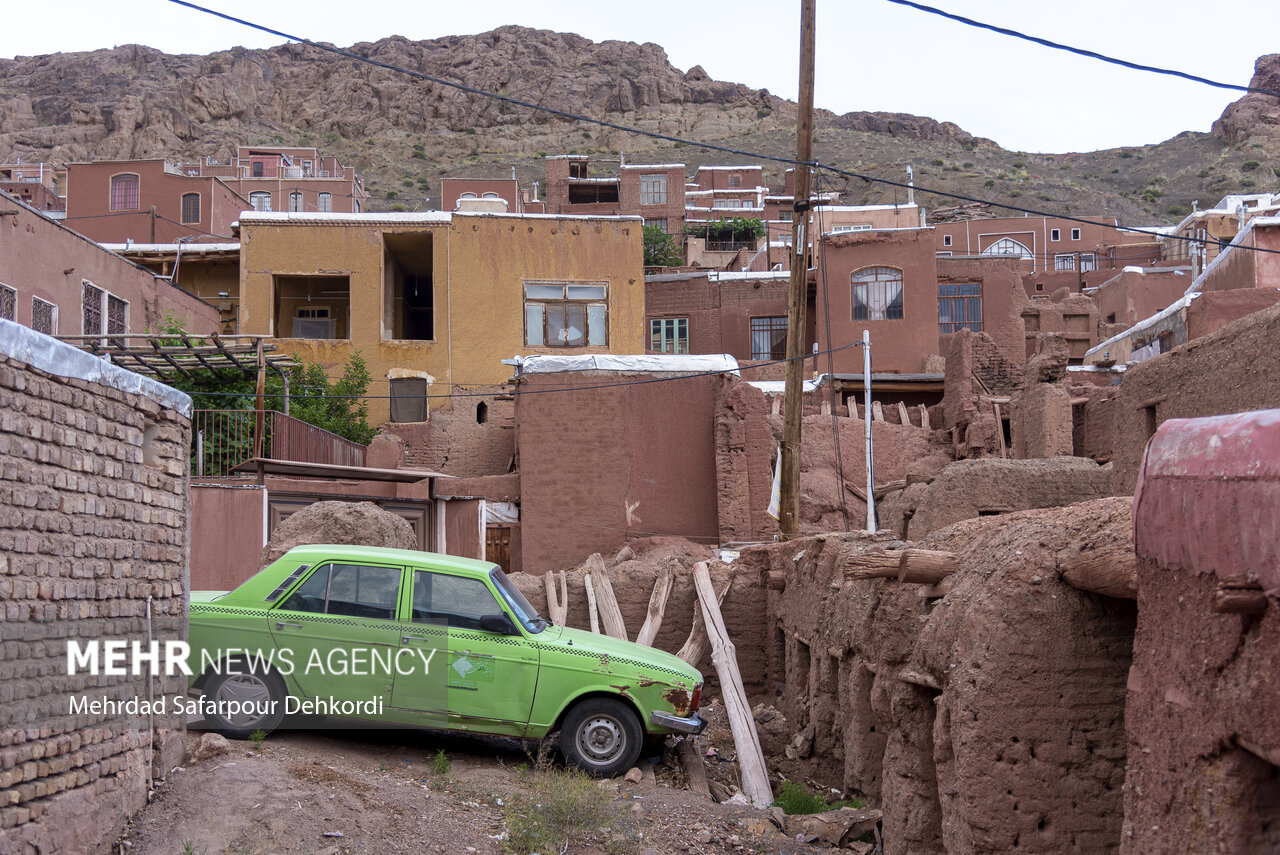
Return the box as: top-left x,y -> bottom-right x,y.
268,560 -> 406,708
390,568 -> 539,736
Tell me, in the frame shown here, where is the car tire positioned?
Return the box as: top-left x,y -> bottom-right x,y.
201,659 -> 287,739
560,697 -> 643,777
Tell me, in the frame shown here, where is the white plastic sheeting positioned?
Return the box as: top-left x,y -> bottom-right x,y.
509,353 -> 740,376
485,501 -> 519,525
0,319 -> 192,416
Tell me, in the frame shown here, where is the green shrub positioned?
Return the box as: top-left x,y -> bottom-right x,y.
771,780 -> 866,815
1242,160 -> 1260,171
504,768 -> 630,854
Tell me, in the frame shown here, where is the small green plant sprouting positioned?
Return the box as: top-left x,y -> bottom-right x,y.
503,767 -> 631,854
179,842 -> 206,855
248,729 -> 267,749
432,749 -> 451,776
771,780 -> 866,815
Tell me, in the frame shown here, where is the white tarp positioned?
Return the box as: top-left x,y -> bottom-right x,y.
485,501 -> 519,525
511,353 -> 740,376
0,319 -> 192,416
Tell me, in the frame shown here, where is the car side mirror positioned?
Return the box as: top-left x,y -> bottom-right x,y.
479,613 -> 517,635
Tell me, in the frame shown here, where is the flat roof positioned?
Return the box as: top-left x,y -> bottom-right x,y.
229,457 -> 450,482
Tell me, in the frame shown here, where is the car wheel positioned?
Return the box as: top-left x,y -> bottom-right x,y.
201,660 -> 286,739
561,697 -> 643,777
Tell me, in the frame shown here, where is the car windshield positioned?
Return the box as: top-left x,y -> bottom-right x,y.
490,567 -> 547,633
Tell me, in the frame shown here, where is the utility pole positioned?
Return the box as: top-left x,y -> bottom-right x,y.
149,206 -> 156,244
779,0 -> 816,539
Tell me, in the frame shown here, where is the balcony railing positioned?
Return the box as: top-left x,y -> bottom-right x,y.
704,240 -> 755,253
191,409 -> 367,477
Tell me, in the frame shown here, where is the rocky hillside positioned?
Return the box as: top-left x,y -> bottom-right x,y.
0,31 -> 1276,223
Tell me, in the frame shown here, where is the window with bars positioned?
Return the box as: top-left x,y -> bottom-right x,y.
107,294 -> 127,334
982,237 -> 1032,259
938,283 -> 982,334
109,174 -> 139,211
181,193 -> 201,224
1054,253 -> 1076,271
82,281 -> 127,335
644,218 -> 668,232
750,316 -> 787,361
1080,253 -> 1097,272
31,298 -> 56,335
649,318 -> 688,354
0,285 -> 14,322
82,281 -> 103,334
728,175 -> 742,188
289,192 -> 303,212
250,192 -> 272,212
851,267 -> 904,321
639,174 -> 667,206
523,282 -> 608,347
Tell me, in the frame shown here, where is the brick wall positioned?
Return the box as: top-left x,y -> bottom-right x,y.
0,320 -> 190,854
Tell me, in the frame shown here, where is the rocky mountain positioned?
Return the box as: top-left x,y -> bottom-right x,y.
0,29 -> 1276,223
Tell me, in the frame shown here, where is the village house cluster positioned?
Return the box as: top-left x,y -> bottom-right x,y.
3,140 -> 1280,854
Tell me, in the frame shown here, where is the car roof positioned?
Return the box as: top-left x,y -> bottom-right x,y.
278,544 -> 498,574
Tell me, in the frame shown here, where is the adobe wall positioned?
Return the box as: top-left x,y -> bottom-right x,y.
1091,269 -> 1193,327
0,321 -> 190,854
764,498 -> 1136,854
1185,288 -> 1280,340
644,273 -> 791,362
935,256 -> 1028,368
1111,301 -> 1280,494
881,457 -> 1115,539
516,371 -> 721,575
1072,385 -> 1118,463
1021,292 -> 1098,362
375,390 -> 515,477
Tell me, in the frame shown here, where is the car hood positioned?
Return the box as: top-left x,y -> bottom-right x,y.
549,625 -> 702,685
190,591 -> 229,603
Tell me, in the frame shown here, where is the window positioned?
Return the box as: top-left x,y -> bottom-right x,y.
1054,253 -> 1076,271
713,197 -> 742,209
750,317 -> 787,361
778,210 -> 793,222
289,192 -> 303,212
1050,229 -> 1061,241
82,281 -> 127,335
942,234 -> 953,247
411,570 -> 500,629
250,192 -> 272,211
523,281 -> 608,347
939,283 -> 983,334
644,218 -> 668,232
318,192 -> 332,213
1071,228 -> 1082,241
31,297 -> 56,335
302,160 -> 313,177
0,285 -> 13,321
728,175 -> 742,188
832,224 -> 872,234
1080,253 -> 1097,272
181,193 -> 200,224
851,267 -> 904,321
639,174 -> 667,206
650,318 -> 689,354
982,237 -> 1032,259
252,161 -> 264,177
280,562 -> 402,620
389,377 -> 429,423
109,174 -> 139,211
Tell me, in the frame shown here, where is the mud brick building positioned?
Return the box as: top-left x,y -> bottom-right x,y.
0,320 -> 190,854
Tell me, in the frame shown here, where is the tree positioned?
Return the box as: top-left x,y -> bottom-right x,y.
643,224 -> 685,267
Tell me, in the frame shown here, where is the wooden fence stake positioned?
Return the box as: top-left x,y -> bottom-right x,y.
583,573 -> 600,634
634,567 -> 674,648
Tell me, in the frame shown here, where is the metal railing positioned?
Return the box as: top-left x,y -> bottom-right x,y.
191,409 -> 366,477
704,240 -> 755,253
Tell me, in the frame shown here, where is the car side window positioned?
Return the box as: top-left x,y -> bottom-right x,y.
412,570 -> 501,630
279,563 -> 401,620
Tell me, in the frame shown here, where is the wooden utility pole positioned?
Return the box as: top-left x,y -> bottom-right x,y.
779,0 -> 817,538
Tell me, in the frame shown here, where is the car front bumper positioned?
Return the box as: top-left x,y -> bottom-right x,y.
650,710 -> 707,735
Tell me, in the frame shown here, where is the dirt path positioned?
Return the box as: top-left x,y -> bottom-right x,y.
118,728 -> 832,855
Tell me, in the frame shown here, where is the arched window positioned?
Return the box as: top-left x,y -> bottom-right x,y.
851,267 -> 904,321
250,192 -> 272,212
981,237 -> 1032,259
181,193 -> 201,224
317,192 -> 332,213
110,174 -> 139,211
476,402 -> 488,424
289,191 -> 303,212
481,192 -> 500,199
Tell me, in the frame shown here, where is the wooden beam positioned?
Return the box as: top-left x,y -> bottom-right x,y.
1060,547 -> 1138,599
677,736 -> 712,800
544,571 -> 567,627
993,400 -> 1008,459
897,400 -> 911,426
691,561 -> 772,807
634,567 -> 674,648
586,555 -> 628,641
583,573 -> 600,634
841,549 -> 960,585
919,404 -> 931,430
677,576 -> 732,668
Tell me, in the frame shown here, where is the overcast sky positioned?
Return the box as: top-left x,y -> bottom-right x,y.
2,0 -> 1276,154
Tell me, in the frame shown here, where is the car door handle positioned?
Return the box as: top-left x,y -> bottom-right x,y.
401,635 -> 432,643
275,621 -> 302,630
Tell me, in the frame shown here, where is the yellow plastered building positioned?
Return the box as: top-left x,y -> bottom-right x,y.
239,211 -> 645,423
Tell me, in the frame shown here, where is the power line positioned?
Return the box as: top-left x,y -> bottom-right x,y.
882,0 -> 1280,99
164,0 -> 1280,261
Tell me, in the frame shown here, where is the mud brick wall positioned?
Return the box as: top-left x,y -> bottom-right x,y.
761,498 -> 1136,855
1111,300 -> 1280,495
0,322 -> 190,854
375,389 -> 515,477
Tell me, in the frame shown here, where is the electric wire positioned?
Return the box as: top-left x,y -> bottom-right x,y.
163,0 -> 1280,260
882,0 -> 1280,99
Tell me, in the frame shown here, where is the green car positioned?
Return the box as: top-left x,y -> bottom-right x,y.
188,544 -> 704,776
